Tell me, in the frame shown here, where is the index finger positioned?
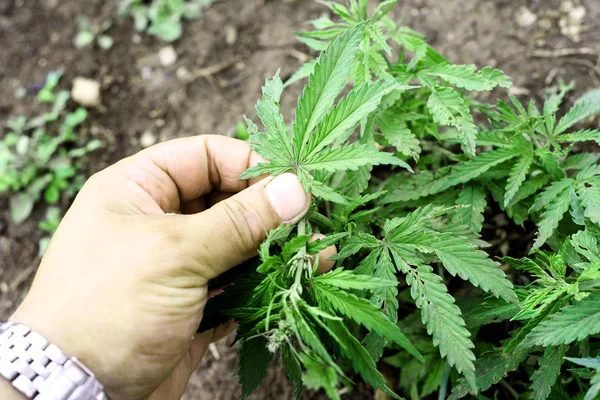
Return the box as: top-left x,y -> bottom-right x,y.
107,135 -> 264,213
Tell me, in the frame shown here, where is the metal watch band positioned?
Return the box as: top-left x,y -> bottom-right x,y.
0,322 -> 108,400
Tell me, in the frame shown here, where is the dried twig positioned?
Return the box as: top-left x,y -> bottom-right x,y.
181,57 -> 243,83
9,264 -> 36,292
530,47 -> 598,58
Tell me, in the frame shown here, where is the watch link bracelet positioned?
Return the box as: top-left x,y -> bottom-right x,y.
0,321 -> 108,400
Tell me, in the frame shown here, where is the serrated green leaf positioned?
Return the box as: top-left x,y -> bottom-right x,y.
294,306 -> 340,370
531,178 -> 574,212
302,144 -> 410,172
378,112 -> 421,161
304,80 -> 398,159
314,268 -> 396,291
448,341 -> 530,399
402,264 -> 476,392
313,283 -> 423,361
243,73 -> 294,175
563,153 -> 600,170
454,184 -> 486,233
296,35 -> 328,51
426,87 -> 478,155
577,178 -> 600,226
555,98 -> 600,135
530,345 -> 568,400
533,185 -> 572,248
317,0 -> 353,21
327,320 -> 401,400
424,64 -> 511,91
282,344 -> 303,398
536,148 -> 565,180
293,25 -> 363,155
383,148 -> 519,203
366,23 -> 392,55
284,60 -> 317,88
239,162 -> 289,180
526,292 -> 600,346
463,296 -> 519,329
239,337 -> 274,399
300,352 -> 340,400
336,165 -> 372,198
399,233 -> 517,303
556,128 -> 600,144
297,168 -> 349,204
506,297 -> 568,353
504,151 -> 533,207
372,248 -> 400,322
577,164 -> 600,180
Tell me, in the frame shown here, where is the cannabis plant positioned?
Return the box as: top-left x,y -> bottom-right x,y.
450,224 -> 600,399
200,1 -> 600,398
0,70 -> 101,250
118,0 -> 214,42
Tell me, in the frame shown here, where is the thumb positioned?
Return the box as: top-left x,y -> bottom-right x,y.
186,173 -> 310,279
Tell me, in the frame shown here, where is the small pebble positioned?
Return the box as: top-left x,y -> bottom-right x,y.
225,25 -> 237,45
140,131 -> 157,148
516,7 -> 537,28
158,46 -> 178,67
71,77 -> 101,107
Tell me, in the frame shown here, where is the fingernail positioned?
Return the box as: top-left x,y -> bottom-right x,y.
265,173 -> 310,222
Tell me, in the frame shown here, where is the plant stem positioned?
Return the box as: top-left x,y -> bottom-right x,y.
298,217 -> 306,236
438,361 -> 451,400
499,379 -> 519,400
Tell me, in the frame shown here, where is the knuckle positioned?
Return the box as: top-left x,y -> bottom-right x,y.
219,198 -> 262,252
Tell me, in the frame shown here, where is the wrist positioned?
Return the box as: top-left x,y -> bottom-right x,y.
9,304 -> 116,399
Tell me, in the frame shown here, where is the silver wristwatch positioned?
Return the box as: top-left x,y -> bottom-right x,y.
0,322 -> 108,400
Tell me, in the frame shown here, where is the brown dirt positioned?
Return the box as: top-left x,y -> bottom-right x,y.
0,0 -> 599,399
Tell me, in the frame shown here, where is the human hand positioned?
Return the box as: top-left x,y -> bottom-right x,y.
8,135 -> 335,399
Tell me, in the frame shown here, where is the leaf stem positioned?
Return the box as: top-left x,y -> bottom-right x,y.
438,361 -> 451,400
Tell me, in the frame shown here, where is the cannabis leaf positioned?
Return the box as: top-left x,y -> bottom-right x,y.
530,345 -> 567,400
239,337 -> 274,399
504,150 -> 533,207
209,2 -> 600,398
554,96 -> 600,135
406,232 -> 517,303
422,64 -> 511,92
577,178 -> 600,226
378,111 -> 421,161
382,147 -> 519,203
330,207 -> 515,391
293,26 -> 363,152
426,87 -> 479,155
524,292 -> 600,346
533,185 -> 572,248
448,337 -> 530,399
566,357 -> 600,400
405,265 -> 477,391
313,268 -> 396,290
327,320 -> 401,399
241,25 -> 409,202
454,184 -> 486,233
313,283 -> 423,361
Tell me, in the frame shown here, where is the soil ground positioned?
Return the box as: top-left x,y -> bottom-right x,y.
0,0 -> 599,398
